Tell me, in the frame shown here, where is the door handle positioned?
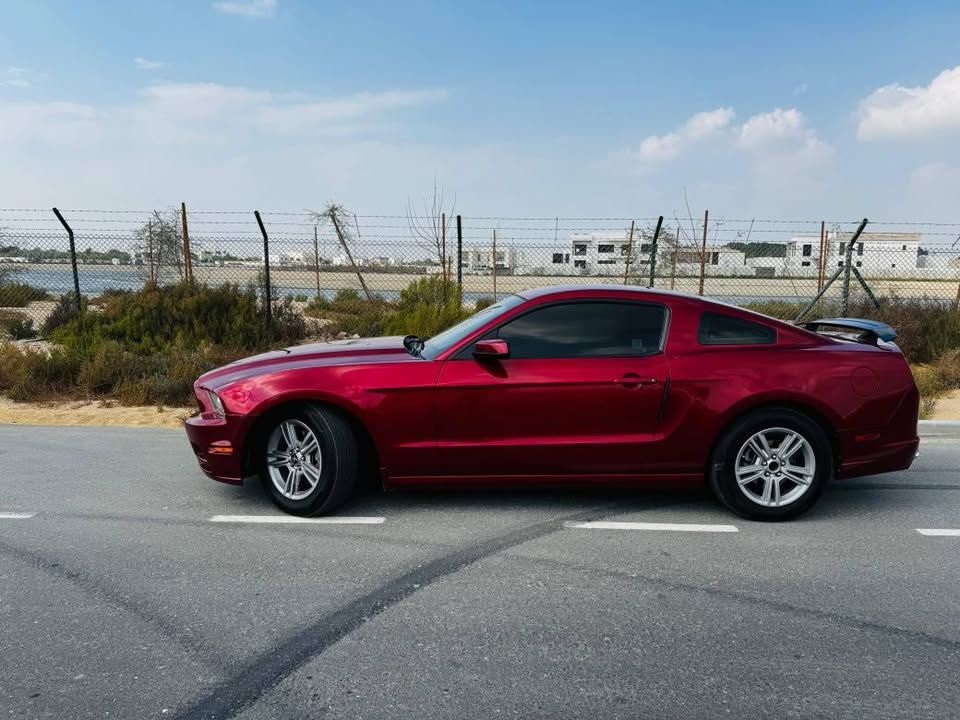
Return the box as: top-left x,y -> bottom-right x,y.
615,374 -> 659,387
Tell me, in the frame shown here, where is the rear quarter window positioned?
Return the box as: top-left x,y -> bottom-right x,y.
698,312 -> 776,345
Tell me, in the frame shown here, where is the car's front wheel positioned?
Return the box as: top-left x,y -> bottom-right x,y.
259,404 -> 357,516
708,408 -> 832,520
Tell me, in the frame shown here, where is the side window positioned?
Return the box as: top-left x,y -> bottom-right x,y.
492,302 -> 667,359
698,312 -> 775,345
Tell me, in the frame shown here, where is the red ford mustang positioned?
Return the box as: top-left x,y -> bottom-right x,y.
185,285 -> 919,520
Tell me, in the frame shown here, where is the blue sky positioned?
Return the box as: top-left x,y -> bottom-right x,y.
3,0 -> 960,220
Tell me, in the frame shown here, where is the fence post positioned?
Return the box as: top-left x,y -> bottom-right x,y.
254,211 -> 272,332
492,228 -> 497,302
622,219 -> 635,285
456,214 -> 463,305
841,218 -> 868,315
698,209 -> 709,296
670,224 -> 678,290
817,220 -> 826,291
181,202 -> 193,285
51,208 -> 81,311
648,215 -> 663,288
313,225 -> 321,300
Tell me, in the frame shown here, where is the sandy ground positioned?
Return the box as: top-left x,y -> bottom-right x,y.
932,389 -> 960,421
0,397 -> 191,428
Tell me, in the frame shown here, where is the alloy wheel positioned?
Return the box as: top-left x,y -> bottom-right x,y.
734,426 -> 816,508
266,419 -> 323,500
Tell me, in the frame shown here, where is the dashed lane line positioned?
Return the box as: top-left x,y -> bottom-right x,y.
916,528 -> 960,537
564,520 -> 739,533
0,512 -> 35,520
208,514 -> 386,525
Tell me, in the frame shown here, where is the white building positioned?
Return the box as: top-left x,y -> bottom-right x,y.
461,245 -> 522,274
537,232 -> 750,277
783,232 -> 921,277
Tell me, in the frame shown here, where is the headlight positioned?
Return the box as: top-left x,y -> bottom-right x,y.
206,389 -> 226,416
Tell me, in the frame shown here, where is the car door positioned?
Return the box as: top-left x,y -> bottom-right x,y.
433,299 -> 670,476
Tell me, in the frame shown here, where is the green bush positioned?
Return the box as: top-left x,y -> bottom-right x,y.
935,348 -> 960,389
0,282 -> 49,307
42,293 -> 85,336
1,315 -> 37,340
383,277 -> 468,337
744,297 -> 960,364
304,289 -> 392,337
474,296 -> 495,311
52,282 -> 304,354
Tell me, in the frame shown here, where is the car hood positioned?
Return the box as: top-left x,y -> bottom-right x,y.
197,336 -> 416,390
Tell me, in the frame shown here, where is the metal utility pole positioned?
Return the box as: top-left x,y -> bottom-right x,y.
622,220 -> 635,285
456,214 -> 463,302
817,220 -> 826,291
492,228 -> 498,301
698,209 -> 709,296
313,225 -> 321,300
181,202 -> 193,285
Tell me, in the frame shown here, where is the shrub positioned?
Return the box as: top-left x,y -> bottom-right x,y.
474,296 -> 495,311
743,296 -> 960,364
42,293 -> 85,336
0,282 -> 49,307
0,345 -> 83,402
935,348 -> 960,389
304,289 -> 392,337
383,277 -> 468,337
292,293 -> 309,302
1,315 -> 37,340
51,282 -> 304,354
912,364 -> 946,419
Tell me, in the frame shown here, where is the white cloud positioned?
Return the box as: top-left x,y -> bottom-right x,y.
858,65 -> 960,140
134,57 -> 166,71
2,66 -> 32,88
0,101 -> 98,142
635,108 -> 735,164
738,108 -> 823,153
130,82 -> 447,133
212,0 -> 276,18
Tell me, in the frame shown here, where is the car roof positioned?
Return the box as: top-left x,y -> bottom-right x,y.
516,283 -> 727,307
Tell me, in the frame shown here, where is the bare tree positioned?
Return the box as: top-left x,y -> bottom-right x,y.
406,182 -> 456,285
133,210 -> 186,285
309,203 -> 371,301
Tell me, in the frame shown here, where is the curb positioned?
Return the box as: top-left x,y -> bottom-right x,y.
918,420 -> 960,438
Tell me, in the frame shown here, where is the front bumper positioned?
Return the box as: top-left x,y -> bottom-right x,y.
184,411 -> 245,485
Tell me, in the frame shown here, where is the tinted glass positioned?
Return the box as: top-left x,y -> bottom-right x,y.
492,302 -> 666,359
698,312 -> 775,345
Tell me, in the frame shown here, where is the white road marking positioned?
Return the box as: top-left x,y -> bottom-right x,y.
916,528 -> 960,537
565,521 -> 739,533
208,515 -> 385,525
0,512 -> 35,519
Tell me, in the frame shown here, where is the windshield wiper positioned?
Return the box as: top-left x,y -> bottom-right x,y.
403,334 -> 425,357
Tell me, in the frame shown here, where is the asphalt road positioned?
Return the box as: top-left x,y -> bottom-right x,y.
1,425 -> 959,719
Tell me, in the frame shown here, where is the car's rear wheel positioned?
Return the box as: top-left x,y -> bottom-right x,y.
259,404 -> 357,516
708,408 -> 832,520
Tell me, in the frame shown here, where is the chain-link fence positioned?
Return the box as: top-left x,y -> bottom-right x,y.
2,208 -> 959,335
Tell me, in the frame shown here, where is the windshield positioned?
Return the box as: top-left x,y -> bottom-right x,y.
421,294 -> 525,359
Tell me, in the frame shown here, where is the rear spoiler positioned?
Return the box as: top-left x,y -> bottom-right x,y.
797,317 -> 896,345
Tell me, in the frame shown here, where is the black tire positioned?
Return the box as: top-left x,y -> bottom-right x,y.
707,407 -> 832,521
259,404 -> 358,516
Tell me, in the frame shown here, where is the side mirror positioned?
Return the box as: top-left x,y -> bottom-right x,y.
473,339 -> 510,359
